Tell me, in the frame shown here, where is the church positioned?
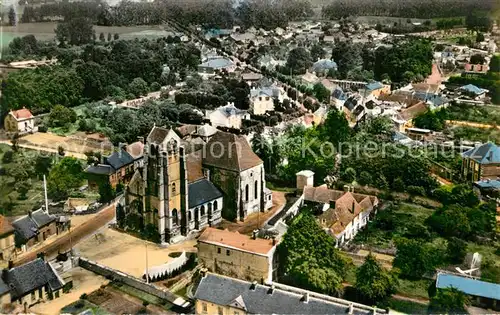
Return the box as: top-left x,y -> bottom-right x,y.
122,126 -> 272,243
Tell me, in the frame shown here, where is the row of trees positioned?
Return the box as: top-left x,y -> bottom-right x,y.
321,0 -> 494,20
20,0 -> 313,30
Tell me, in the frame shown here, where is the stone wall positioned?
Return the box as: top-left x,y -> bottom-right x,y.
78,257 -> 191,310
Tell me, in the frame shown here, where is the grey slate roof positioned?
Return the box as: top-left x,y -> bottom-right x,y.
0,278 -> 10,296
106,149 -> 135,170
85,164 -> 114,175
31,209 -> 55,227
188,179 -> 223,208
6,258 -> 63,299
12,209 -> 55,242
194,273 -> 379,315
12,216 -> 39,241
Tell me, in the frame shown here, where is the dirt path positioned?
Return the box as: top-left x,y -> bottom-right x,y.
446,120 -> 499,130
431,173 -> 452,186
219,191 -> 286,235
426,63 -> 442,85
0,140 -> 87,159
13,203 -> 116,267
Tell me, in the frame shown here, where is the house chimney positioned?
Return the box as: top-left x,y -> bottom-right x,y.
7,260 -> 13,269
250,281 -> 257,290
372,306 -> 377,315
204,169 -> 210,180
489,151 -> 493,161
348,303 -> 354,314
267,284 -> 275,295
272,236 -> 276,246
138,136 -> 144,144
200,268 -> 208,278
28,211 -> 32,218
252,229 -> 259,240
302,292 -> 309,303
351,201 -> 355,214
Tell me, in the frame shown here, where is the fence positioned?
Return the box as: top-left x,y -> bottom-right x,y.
146,251 -> 188,279
78,257 -> 191,309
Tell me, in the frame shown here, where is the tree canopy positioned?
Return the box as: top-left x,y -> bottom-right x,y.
278,212 -> 351,295
355,254 -> 398,302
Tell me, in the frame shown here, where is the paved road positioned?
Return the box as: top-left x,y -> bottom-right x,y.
13,203 -> 116,267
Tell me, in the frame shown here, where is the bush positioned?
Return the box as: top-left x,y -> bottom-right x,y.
2,150 -> 14,163
446,237 -> 467,264
80,293 -> 88,300
38,125 -> 48,132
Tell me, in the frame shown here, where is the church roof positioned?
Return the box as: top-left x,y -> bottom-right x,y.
203,132 -> 262,172
188,179 -> 223,208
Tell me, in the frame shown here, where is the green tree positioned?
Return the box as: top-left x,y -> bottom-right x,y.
48,105 -> 77,128
2,151 -> 14,164
98,181 -> 115,203
310,44 -> 326,61
393,238 -> 440,279
107,33 -> 112,42
55,17 -> 95,46
99,32 -> 105,42
489,55 -> 500,73
47,157 -> 84,201
426,205 -> 472,238
313,83 -> 330,103
429,288 -> 470,313
470,54 -> 486,65
286,47 -> 313,74
116,203 -> 125,228
343,167 -> 356,183
358,171 -> 372,186
322,109 -> 350,146
8,6 -> 16,26
355,254 -> 398,302
34,155 -> 53,178
446,237 -> 467,264
278,212 -> 351,295
476,32 -> 485,43
15,180 -> 31,200
128,77 -> 149,97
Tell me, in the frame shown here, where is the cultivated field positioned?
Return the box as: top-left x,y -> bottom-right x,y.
75,228 -> 197,278
2,22 -> 177,47
31,268 -> 108,315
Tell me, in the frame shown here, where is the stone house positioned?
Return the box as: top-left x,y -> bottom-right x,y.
3,258 -> 64,308
0,216 -> 15,263
12,209 -> 56,252
3,108 -> 36,134
85,145 -> 143,190
462,142 -> 500,182
206,103 -> 250,129
249,87 -> 275,115
203,132 -> 272,222
298,171 -> 378,247
197,228 -> 278,283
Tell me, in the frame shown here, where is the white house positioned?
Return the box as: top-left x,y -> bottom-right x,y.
206,102 -> 250,129
4,108 -> 36,134
249,87 -> 276,115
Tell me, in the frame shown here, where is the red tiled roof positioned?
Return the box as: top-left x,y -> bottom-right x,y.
198,227 -> 275,256
10,108 -> 33,120
400,101 -> 428,121
0,215 -> 15,236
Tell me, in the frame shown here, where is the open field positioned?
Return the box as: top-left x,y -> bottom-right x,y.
75,228 -> 196,278
31,268 -> 109,315
1,22 -> 176,47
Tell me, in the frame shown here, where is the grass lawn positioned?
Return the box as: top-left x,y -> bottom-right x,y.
353,202 -> 435,249
397,278 -> 433,299
386,298 -> 429,314
61,299 -> 108,315
265,181 -> 296,193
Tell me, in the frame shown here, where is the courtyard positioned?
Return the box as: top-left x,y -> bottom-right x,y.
75,228 -> 197,278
